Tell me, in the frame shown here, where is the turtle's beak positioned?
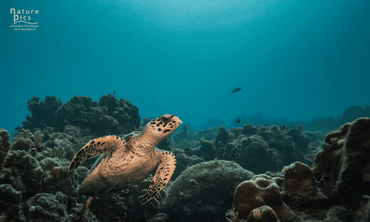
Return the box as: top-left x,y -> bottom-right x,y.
170,115 -> 182,125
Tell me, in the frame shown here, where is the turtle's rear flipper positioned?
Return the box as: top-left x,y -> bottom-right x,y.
78,196 -> 94,222
140,151 -> 176,204
69,136 -> 125,171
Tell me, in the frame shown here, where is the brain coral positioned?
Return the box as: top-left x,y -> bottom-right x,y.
163,160 -> 254,222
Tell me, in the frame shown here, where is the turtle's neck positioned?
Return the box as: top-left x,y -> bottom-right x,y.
133,128 -> 161,154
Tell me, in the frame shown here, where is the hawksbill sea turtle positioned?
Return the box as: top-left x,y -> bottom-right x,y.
68,114 -> 182,221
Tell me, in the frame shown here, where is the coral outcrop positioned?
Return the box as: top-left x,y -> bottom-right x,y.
312,117 -> 370,204
184,137 -> 216,161
0,128 -> 11,169
0,184 -> 23,221
175,123 -> 316,175
210,124 -> 311,174
233,174 -> 294,221
85,174 -> 168,222
246,205 -> 280,222
0,146 -> 83,221
21,94 -> 140,137
172,125 -> 220,149
163,160 -> 254,222
170,148 -> 203,180
282,162 -> 322,204
22,96 -> 62,130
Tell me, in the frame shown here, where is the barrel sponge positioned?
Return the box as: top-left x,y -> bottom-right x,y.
233,174 -> 294,221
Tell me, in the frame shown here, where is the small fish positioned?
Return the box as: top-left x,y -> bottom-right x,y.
113,90 -> 116,95
230,87 -> 242,94
235,119 -> 241,124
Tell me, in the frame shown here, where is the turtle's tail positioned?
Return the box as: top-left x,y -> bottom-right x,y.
79,196 -> 94,222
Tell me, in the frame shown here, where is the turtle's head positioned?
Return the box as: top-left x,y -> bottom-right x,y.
144,114 -> 182,142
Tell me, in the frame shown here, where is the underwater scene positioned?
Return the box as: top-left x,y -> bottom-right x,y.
1,0 -> 370,221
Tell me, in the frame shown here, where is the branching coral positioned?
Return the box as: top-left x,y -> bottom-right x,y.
12,129 -> 44,152
44,146 -> 67,160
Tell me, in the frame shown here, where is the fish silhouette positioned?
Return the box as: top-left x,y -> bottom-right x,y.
230,87 -> 242,94
235,119 -> 241,124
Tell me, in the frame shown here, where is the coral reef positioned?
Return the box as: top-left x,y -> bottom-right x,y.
193,123 -> 314,173
163,160 -> 255,222
4,94 -> 370,222
226,117 -> 370,222
231,105 -> 370,132
170,148 -> 203,180
84,175 -> 167,222
0,146 -> 83,221
26,192 -> 71,222
0,126 -> 169,222
184,137 -> 216,161
172,125 -> 220,149
12,129 -> 44,152
0,128 -> 11,169
208,125 -> 311,174
22,96 -> 62,130
21,94 -> 140,137
0,184 -> 23,221
174,123 -> 316,175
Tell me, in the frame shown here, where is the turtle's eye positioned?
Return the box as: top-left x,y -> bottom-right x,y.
161,115 -> 171,123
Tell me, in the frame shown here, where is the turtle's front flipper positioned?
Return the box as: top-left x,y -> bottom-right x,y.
140,151 -> 176,204
69,136 -> 125,172
78,196 -> 94,222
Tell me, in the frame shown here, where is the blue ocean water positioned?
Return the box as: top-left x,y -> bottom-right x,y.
1,0 -> 369,136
